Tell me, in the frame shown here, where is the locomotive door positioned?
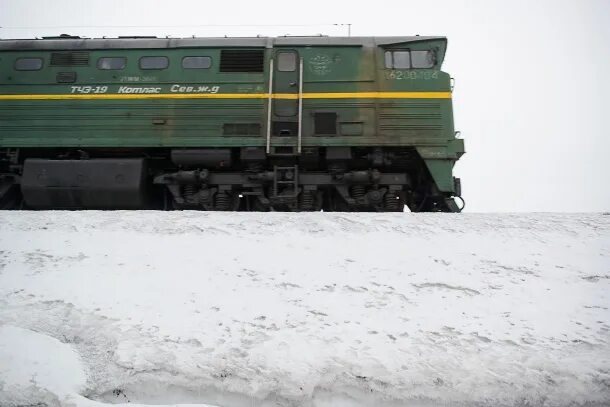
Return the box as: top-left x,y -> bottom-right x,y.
266,49 -> 303,154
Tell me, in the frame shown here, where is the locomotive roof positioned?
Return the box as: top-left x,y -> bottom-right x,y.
0,36 -> 446,51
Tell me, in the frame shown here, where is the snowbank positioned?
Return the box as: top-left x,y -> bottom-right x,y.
0,212 -> 608,406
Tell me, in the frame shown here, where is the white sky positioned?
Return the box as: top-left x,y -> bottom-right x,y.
1,0 -> 609,212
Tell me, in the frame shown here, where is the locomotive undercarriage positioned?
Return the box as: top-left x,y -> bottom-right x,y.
157,167 -> 409,212
0,147 -> 462,212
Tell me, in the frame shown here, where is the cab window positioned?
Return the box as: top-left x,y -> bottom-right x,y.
411,50 -> 435,68
384,50 -> 434,69
385,51 -> 410,69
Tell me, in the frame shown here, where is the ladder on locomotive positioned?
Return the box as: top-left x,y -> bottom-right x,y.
265,51 -> 304,156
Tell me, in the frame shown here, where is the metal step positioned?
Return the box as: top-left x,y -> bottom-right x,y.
272,165 -> 299,199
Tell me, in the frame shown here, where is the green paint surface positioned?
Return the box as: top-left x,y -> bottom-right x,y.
0,37 -> 464,192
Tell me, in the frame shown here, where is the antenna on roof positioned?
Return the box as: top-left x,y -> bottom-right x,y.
333,23 -> 352,36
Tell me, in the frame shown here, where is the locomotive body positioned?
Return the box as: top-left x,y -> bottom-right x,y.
0,35 -> 464,211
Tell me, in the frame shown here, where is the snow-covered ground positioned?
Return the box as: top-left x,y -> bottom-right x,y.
0,212 -> 608,407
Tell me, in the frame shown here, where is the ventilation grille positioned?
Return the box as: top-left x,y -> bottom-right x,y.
56,72 -> 77,83
50,52 -> 90,66
220,49 -> 264,73
223,123 -> 261,136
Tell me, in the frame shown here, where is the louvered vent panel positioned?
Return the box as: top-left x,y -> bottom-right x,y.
219,50 -> 264,72
56,72 -> 77,83
50,52 -> 90,66
223,123 -> 261,136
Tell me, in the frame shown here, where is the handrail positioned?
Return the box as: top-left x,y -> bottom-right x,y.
297,57 -> 303,154
266,59 -> 274,154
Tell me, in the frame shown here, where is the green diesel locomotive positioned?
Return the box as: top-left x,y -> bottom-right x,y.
0,35 -> 464,211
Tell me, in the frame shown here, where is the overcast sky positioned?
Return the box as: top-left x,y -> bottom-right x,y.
1,0 -> 608,212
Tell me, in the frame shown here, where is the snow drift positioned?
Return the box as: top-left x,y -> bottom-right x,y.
0,212 -> 608,407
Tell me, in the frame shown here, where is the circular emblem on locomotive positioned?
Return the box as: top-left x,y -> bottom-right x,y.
308,54 -> 332,75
